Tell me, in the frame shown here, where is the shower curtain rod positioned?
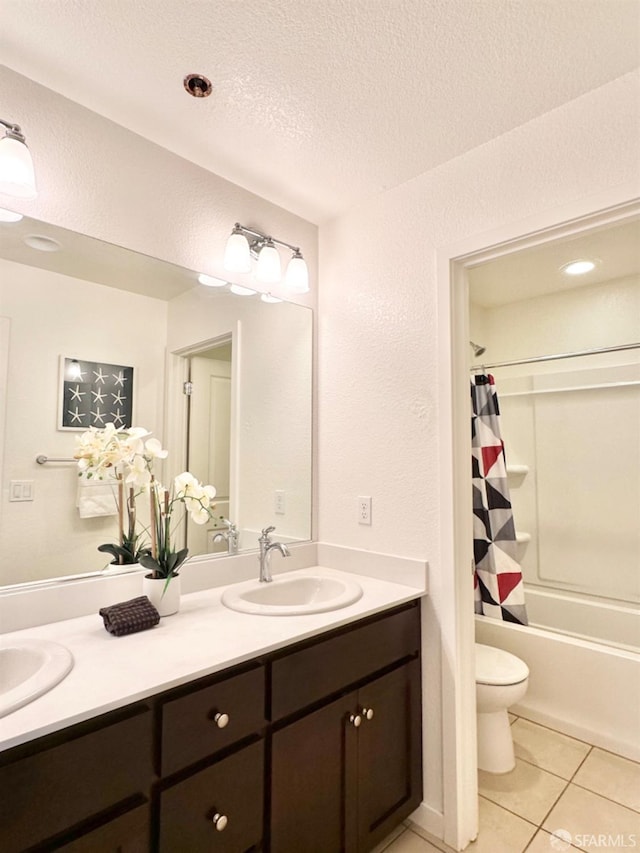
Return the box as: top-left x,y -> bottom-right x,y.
470,341 -> 640,371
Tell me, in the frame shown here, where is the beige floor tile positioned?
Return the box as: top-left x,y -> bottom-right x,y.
466,796 -> 537,852
573,748 -> 640,812
512,719 -> 591,780
371,823 -> 407,852
385,828 -> 443,853
525,829 -> 581,851
478,758 -> 568,824
509,713 -> 517,724
543,784 -> 640,853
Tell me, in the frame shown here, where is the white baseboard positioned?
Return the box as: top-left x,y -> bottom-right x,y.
409,802 -> 445,842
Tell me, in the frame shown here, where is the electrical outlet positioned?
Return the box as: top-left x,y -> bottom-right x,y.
275,490 -> 286,515
358,496 -> 372,525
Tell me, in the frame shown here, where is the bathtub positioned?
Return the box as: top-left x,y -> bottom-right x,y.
475,615 -> 640,762
524,586 -> 639,651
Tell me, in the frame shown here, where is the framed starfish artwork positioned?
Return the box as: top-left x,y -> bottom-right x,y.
58,356 -> 134,431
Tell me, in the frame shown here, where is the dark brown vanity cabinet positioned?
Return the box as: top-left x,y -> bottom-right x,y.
0,601 -> 421,853
270,603 -> 422,853
0,704 -> 152,853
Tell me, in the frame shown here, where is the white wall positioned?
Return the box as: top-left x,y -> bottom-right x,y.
0,258 -> 167,582
317,70 -> 640,845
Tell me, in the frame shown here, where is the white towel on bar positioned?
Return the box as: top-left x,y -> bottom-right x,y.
76,478 -> 118,518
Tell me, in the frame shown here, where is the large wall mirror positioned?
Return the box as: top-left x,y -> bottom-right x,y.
0,216 -> 313,587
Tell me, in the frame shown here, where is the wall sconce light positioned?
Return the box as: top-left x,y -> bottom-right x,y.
0,118 -> 37,199
223,222 -> 309,293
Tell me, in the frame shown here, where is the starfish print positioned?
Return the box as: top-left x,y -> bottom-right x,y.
90,407 -> 106,424
69,385 -> 85,402
111,408 -> 126,427
111,390 -> 126,405
67,407 -> 84,424
112,371 -> 128,387
93,368 -> 107,384
92,388 -> 106,403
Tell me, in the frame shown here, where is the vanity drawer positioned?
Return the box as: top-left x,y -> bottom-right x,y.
270,603 -> 420,720
0,705 -> 152,853
160,664 -> 265,776
158,739 -> 264,853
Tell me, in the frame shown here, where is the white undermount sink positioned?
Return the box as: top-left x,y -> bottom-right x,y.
221,572 -> 363,616
0,638 -> 74,717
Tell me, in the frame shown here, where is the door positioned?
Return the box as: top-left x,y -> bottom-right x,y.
357,660 -> 423,852
187,352 -> 232,554
270,690 -> 359,853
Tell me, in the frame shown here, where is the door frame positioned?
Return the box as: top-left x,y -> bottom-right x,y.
436,187 -> 639,850
163,324 -> 241,555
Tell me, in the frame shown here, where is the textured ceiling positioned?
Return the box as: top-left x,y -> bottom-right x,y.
1,0 -> 638,223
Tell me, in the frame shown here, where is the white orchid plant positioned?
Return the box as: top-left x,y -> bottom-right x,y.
74,424 -> 216,578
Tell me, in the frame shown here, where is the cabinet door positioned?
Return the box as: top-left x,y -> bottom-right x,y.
158,740 -> 263,853
357,660 -> 422,852
270,690 -> 359,853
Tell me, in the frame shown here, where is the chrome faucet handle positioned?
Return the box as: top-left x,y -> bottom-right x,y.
260,525 -> 276,540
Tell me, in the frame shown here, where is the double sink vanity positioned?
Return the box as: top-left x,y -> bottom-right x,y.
0,563 -> 425,852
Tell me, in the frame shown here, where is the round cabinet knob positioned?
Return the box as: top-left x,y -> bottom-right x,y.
212,813 -> 228,831
349,713 -> 362,728
361,707 -> 374,721
213,712 -> 229,729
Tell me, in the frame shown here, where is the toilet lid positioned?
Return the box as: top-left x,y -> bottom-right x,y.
475,643 -> 529,686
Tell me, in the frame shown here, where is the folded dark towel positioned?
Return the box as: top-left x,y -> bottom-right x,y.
99,596 -> 160,636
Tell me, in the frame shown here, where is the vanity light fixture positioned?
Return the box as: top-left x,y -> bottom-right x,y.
224,222 -> 310,293
0,118 -> 37,199
561,259 -> 596,276
261,292 -> 283,304
198,273 -> 227,287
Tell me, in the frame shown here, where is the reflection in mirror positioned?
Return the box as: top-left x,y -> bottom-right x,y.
0,216 -> 312,588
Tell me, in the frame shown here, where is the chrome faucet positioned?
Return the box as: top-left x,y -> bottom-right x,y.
212,518 -> 239,555
258,525 -> 290,583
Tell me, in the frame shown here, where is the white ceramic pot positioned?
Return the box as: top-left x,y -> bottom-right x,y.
142,574 -> 181,617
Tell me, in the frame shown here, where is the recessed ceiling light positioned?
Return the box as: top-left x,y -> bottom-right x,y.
23,234 -> 62,252
198,273 -> 227,287
183,74 -> 212,98
0,207 -> 23,223
561,259 -> 596,276
229,284 -> 256,297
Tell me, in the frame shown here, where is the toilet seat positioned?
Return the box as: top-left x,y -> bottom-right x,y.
475,643 -> 529,686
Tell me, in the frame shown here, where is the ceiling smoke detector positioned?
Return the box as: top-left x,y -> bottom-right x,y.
183,74 -> 212,98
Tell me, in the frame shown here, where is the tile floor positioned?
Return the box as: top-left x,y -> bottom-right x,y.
373,714 -> 640,853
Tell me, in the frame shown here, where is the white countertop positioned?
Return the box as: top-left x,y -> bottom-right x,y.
0,566 -> 423,752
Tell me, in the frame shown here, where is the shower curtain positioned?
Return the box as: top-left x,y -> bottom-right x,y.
471,374 -> 528,625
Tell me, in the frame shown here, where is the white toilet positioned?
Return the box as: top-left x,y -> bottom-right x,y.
475,643 -> 529,774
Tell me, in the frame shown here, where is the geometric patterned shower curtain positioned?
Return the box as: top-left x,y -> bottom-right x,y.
471,374 -> 528,625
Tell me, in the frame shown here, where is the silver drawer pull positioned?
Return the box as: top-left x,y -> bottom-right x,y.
361,707 -> 374,721
349,713 -> 362,728
212,812 -> 228,831
213,712 -> 230,729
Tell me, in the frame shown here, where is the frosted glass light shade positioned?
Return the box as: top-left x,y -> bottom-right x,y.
0,135 -> 37,198
256,241 -> 281,283
285,252 -> 309,293
224,231 -> 251,272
